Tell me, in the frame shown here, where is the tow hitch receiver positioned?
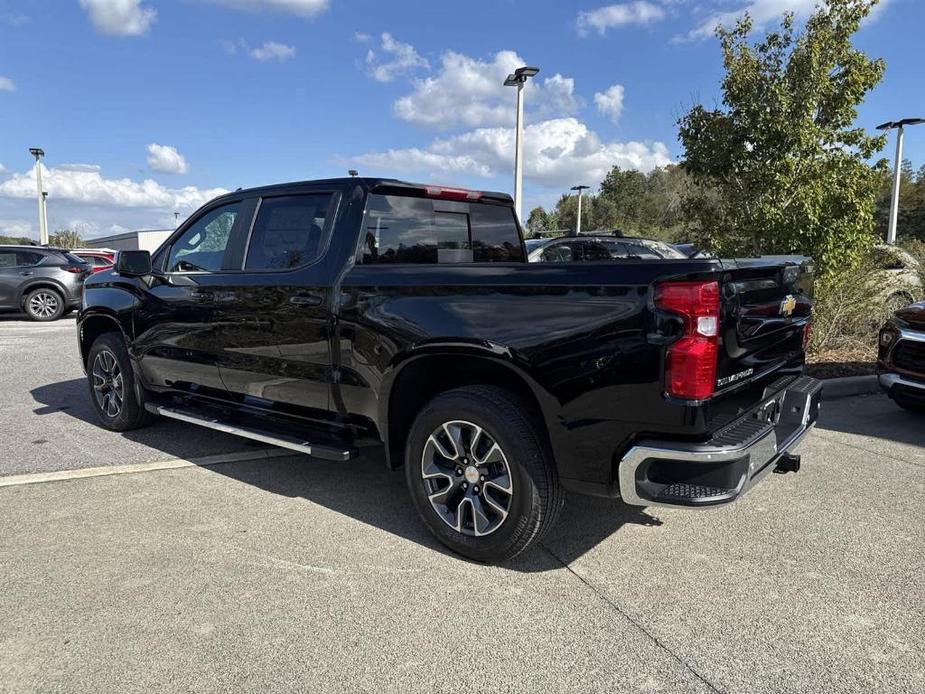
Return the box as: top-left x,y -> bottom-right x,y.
774,453 -> 801,474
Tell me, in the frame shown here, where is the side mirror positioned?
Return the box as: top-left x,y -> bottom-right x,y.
116,250 -> 152,277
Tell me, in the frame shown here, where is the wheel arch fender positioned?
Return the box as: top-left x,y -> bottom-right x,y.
17,278 -> 69,307
78,309 -> 132,372
377,343 -> 560,471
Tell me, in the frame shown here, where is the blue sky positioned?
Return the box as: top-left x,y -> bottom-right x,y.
1,0 -> 923,239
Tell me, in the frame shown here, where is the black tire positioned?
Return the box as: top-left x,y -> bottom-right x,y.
86,332 -> 155,431
405,385 -> 563,563
23,287 -> 65,321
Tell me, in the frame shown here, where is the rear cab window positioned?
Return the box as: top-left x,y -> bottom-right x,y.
360,193 -> 524,264
245,193 -> 337,271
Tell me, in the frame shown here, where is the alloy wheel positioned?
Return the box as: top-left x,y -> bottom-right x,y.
92,349 -> 124,418
421,420 -> 514,537
29,291 -> 59,318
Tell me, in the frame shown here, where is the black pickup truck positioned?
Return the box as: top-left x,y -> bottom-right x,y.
78,177 -> 820,562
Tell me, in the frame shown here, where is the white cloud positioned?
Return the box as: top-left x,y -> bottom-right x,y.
0,163 -> 8,175
354,31 -> 371,43
79,0 -> 157,36
0,163 -> 225,216
365,33 -> 429,83
393,49 -> 580,129
0,76 -> 16,92
249,41 -> 297,62
351,117 -> 672,190
683,0 -> 891,40
0,219 -> 32,236
594,84 -> 625,123
577,2 -> 666,36
0,13 -> 31,26
146,144 -> 189,174
203,0 -> 329,18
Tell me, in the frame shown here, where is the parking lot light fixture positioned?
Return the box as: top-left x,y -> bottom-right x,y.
28,148 -> 49,246
876,118 -> 925,245
503,65 -> 540,221
570,185 -> 590,236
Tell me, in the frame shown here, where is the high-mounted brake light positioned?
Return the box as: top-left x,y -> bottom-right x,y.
654,280 -> 720,400
424,186 -> 482,201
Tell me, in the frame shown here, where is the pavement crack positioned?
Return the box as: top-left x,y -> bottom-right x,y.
812,430 -> 925,470
540,543 -> 725,694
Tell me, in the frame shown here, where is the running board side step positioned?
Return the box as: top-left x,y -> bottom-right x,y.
146,404 -> 356,461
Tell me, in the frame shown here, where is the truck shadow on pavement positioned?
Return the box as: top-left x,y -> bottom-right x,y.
31,377 -> 664,571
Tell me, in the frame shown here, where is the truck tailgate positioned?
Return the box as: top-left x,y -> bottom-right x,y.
714,257 -> 813,393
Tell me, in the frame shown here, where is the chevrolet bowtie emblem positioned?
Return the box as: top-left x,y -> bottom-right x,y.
780,295 -> 797,317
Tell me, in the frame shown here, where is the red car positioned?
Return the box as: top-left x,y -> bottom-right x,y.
73,249 -> 115,274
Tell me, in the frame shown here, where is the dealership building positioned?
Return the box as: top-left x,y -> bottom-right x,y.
86,228 -> 173,252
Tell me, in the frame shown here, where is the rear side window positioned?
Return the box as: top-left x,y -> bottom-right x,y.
245,193 -> 335,271
0,250 -> 44,266
361,194 -> 524,264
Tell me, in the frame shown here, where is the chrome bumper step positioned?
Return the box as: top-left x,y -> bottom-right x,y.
146,404 -> 356,461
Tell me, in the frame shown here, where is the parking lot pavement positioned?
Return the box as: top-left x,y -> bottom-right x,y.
0,317 -> 260,476
1,319 -> 924,692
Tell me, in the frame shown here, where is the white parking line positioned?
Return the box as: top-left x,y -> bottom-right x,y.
0,448 -> 296,488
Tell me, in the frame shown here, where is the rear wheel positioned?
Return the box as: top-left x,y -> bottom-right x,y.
87,332 -> 154,431
23,288 -> 64,321
405,385 -> 562,563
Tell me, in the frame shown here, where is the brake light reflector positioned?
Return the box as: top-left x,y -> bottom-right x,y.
654,280 -> 720,400
63,265 -> 85,273
424,185 -> 482,201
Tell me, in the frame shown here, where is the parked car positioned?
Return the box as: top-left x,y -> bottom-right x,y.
674,242 -> 713,259
78,177 -> 819,562
0,245 -> 90,321
870,244 -> 922,310
73,248 -> 116,274
527,235 -> 687,262
878,300 -> 925,411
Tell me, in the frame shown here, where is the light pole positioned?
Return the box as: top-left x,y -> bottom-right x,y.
503,65 -> 539,221
570,185 -> 589,236
29,148 -> 49,245
877,118 -> 925,244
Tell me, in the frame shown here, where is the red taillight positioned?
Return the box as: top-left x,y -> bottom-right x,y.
802,321 -> 811,350
424,185 -> 482,201
63,265 -> 85,274
654,280 -> 720,400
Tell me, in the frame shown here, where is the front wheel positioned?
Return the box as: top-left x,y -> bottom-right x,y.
405,385 -> 563,563
86,332 -> 154,431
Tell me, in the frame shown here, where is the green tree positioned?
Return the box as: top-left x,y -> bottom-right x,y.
678,0 -> 886,274
49,228 -> 84,249
525,206 -> 553,236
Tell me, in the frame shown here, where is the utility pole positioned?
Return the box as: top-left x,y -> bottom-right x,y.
570,185 -> 589,236
503,66 -> 539,221
29,148 -> 49,245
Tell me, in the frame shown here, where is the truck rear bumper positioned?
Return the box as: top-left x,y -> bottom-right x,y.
618,376 -> 822,508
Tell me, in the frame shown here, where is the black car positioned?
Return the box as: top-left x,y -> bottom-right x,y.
0,246 -> 90,321
878,300 -> 925,411
526,235 -> 687,262
78,177 -> 819,562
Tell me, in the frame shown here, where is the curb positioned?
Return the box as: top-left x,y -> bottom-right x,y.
820,374 -> 881,401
